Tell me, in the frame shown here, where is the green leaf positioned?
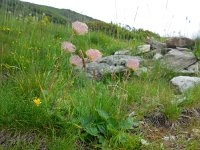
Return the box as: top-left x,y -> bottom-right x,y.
119,117 -> 134,130
97,124 -> 108,136
107,118 -> 118,133
96,109 -> 110,120
85,126 -> 99,136
80,115 -> 94,127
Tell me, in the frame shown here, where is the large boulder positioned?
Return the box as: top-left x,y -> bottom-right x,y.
161,49 -> 197,71
166,37 -> 195,48
170,76 -> 200,93
85,55 -> 142,80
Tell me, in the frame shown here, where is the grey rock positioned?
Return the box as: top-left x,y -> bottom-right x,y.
187,61 -> 200,72
161,49 -> 197,71
146,38 -> 167,51
114,50 -> 130,55
161,48 -> 173,55
137,44 -> 151,53
143,50 -> 157,59
153,53 -> 163,60
176,47 -> 191,52
97,55 -> 142,65
166,37 -> 195,48
170,76 -> 200,93
180,61 -> 200,74
85,55 -> 142,80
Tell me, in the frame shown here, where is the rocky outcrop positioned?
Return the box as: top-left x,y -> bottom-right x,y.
85,55 -> 143,80
170,76 -> 200,93
139,37 -> 199,74
166,37 -> 195,48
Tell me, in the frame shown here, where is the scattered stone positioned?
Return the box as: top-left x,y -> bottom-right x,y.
85,55 -> 143,80
161,49 -> 197,71
166,37 -> 195,48
153,53 -> 163,60
137,44 -> 151,53
162,135 -> 176,141
141,139 -> 149,146
114,50 -> 130,55
170,76 -> 200,93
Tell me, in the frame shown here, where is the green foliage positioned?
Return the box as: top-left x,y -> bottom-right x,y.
181,85 -> 200,108
76,109 -> 141,149
87,21 -> 160,41
194,37 -> 200,59
0,0 -> 97,25
1,3 -> 200,149
161,102 -> 182,121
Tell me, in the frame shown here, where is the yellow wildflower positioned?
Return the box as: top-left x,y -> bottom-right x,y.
33,98 -> 41,106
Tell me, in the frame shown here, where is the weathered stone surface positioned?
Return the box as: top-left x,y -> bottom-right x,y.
97,55 -> 142,65
153,53 -> 163,60
186,61 -> 200,72
180,61 -> 200,74
143,50 -> 157,59
114,50 -> 130,55
166,37 -> 195,48
137,44 -> 151,53
161,49 -> 197,71
85,55 -> 142,80
176,47 -> 191,52
146,38 -> 167,51
170,76 -> 200,93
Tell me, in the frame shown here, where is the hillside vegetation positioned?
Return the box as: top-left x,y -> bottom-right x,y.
0,0 -> 97,24
1,1 -> 200,149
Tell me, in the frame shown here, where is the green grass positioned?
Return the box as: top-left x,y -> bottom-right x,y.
1,12 -> 200,149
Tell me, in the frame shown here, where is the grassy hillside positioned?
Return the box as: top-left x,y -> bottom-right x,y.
0,0 -> 97,24
1,1 -> 200,149
0,0 -> 160,41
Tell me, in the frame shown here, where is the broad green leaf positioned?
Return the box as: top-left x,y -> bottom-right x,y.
96,109 -> 110,120
85,126 -> 99,136
80,115 -> 94,127
119,117 -> 134,129
97,124 -> 108,136
107,118 -> 118,133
